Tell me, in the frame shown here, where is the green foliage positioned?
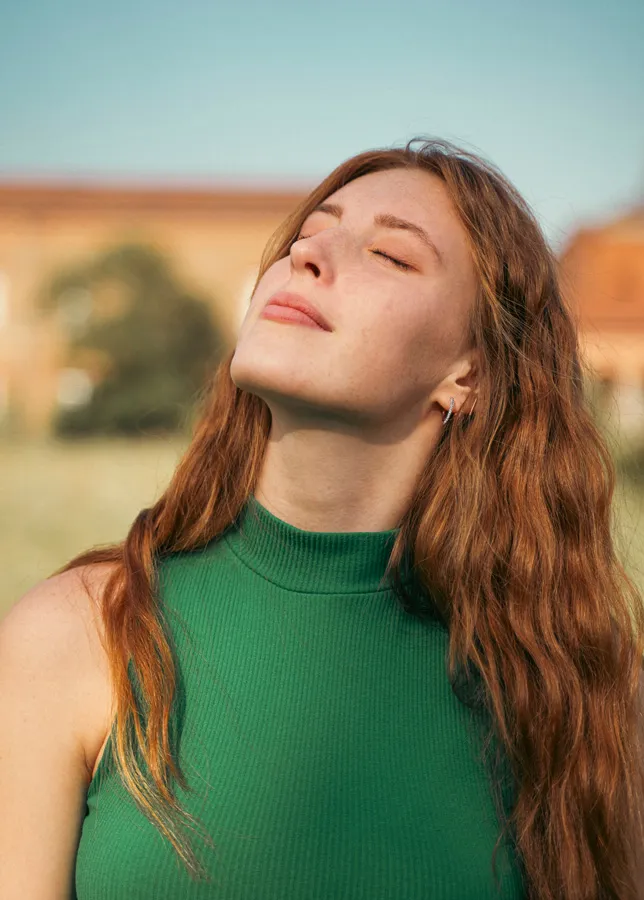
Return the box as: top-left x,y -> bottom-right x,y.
49,243 -> 226,437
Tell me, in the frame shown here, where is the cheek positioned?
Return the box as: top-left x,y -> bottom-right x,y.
360,288 -> 467,385
343,297 -> 434,388
411,281 -> 472,359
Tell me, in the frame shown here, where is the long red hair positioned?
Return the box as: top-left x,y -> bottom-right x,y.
55,137 -> 644,899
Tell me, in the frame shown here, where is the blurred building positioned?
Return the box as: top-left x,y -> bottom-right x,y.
559,205 -> 644,436
0,181 -> 642,437
0,181 -> 307,435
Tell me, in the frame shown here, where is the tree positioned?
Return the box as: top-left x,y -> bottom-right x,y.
46,242 -> 226,436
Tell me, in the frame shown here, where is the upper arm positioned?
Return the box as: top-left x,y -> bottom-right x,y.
0,564 -> 116,900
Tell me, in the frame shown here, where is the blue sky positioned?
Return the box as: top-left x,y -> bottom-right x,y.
1,0 -> 642,249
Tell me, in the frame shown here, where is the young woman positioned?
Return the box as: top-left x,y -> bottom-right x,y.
2,137 -> 643,900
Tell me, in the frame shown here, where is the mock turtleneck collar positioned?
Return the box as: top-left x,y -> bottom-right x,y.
223,494 -> 408,594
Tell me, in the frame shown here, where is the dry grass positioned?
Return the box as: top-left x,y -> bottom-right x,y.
0,435 -> 642,619
0,436 -> 189,616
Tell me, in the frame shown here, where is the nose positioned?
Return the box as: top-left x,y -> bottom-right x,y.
289,233 -> 333,283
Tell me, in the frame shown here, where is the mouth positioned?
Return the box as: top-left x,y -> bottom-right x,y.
261,290 -> 332,332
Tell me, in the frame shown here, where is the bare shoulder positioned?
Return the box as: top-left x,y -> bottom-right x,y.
0,562 -> 119,898
1,562 -> 116,678
0,561 -> 119,780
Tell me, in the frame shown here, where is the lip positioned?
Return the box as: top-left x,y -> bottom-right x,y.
262,290 -> 332,332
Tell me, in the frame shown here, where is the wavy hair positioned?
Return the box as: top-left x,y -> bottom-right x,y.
55,137 -> 644,899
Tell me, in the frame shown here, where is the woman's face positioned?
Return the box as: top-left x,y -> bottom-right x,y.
230,167 -> 478,429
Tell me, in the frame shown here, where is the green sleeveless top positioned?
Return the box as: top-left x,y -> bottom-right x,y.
74,494 -> 526,898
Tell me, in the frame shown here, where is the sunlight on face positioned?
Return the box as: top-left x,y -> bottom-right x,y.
230,167 -> 478,429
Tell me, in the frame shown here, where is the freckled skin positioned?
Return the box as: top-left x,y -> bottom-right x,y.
230,168 -> 480,533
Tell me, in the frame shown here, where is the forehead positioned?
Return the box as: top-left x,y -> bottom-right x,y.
326,168 -> 452,219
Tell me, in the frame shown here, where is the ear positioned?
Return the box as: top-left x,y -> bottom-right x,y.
431,349 -> 480,419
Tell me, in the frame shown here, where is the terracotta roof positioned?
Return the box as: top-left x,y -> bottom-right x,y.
559,212 -> 644,330
0,180 -> 311,215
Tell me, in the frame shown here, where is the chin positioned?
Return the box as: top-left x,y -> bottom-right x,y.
230,344 -> 285,395
228,348 -> 254,392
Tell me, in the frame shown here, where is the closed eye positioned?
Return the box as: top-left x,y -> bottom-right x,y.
371,250 -> 414,271
293,234 -> 414,272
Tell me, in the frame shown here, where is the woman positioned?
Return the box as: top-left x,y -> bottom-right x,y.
2,137 -> 643,899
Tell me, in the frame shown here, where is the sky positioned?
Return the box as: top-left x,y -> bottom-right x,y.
0,0 -> 643,250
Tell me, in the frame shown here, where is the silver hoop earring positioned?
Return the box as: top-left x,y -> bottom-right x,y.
442,396 -> 455,425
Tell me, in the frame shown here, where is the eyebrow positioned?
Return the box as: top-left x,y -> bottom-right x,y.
307,201 -> 444,265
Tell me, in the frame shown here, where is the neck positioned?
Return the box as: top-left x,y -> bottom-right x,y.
254,415 -> 440,533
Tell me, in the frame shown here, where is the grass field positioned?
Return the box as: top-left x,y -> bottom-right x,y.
0,436 -> 189,616
1,435 -> 643,619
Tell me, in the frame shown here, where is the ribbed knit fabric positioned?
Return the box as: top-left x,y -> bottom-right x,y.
74,494 -> 526,899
